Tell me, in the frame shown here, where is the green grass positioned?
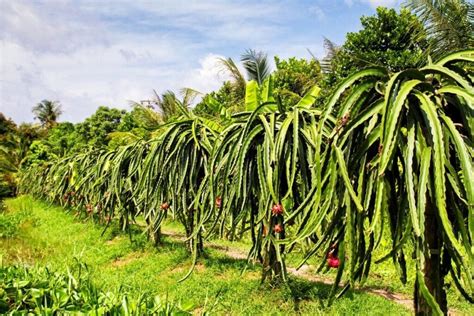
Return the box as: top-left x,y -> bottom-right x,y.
0,195 -> 469,315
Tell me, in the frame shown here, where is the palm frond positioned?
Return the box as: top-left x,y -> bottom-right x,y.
217,57 -> 246,91
321,37 -> 340,73
180,87 -> 202,108
404,0 -> 474,59
240,49 -> 272,85
128,102 -> 163,129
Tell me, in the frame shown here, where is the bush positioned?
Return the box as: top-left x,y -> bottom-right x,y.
0,262 -> 192,315
0,203 -> 23,238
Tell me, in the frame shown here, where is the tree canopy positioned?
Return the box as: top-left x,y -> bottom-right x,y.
325,8 -> 428,85
32,100 -> 62,129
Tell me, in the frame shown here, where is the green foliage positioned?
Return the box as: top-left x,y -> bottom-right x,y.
75,106 -> 127,149
1,195 -> 417,315
152,90 -> 184,122
0,114 -> 16,135
15,123 -> 44,158
43,122 -> 77,156
296,50 -> 473,312
22,141 -> 58,167
0,119 -> 43,198
196,56 -> 323,117
207,84 -> 329,281
0,262 -> 191,315
143,89 -> 197,123
194,81 -> 244,117
20,107 -> 148,161
32,100 -> 62,129
273,56 -> 322,106
240,49 -> 272,85
124,105 -> 162,131
200,49 -> 273,117
17,51 -> 474,313
326,8 -> 428,85
404,0 -> 474,59
107,107 -> 154,149
0,206 -> 27,238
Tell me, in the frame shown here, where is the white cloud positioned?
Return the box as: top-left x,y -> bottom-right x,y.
184,54 -> 230,94
309,5 -> 326,21
361,0 -> 400,8
0,1 -> 109,53
343,0 -> 400,8
0,0 -> 326,123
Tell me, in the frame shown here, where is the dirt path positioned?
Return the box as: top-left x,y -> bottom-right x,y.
161,230 -> 415,312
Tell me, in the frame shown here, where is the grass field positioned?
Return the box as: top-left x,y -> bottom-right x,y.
1,195 -> 472,315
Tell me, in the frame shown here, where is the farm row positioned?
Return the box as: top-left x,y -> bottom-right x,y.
19,51 -> 474,314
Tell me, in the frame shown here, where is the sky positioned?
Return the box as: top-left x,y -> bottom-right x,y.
0,0 -> 401,124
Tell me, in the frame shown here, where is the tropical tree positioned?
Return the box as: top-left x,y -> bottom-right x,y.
21,140 -> 58,167
32,100 -> 62,129
193,81 -> 244,118
218,49 -> 271,87
324,8 -> 428,86
0,114 -> 19,175
320,37 -> 341,74
273,56 -> 322,105
145,89 -> 201,123
0,113 -> 16,135
0,118 -> 41,197
75,106 -> 127,149
240,49 -> 272,85
42,122 -> 76,156
0,134 -> 21,196
201,53 -> 319,117
405,0 -> 474,60
107,105 -> 161,148
213,49 -> 272,110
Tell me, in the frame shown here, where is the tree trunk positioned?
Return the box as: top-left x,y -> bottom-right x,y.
146,218 -> 162,246
185,210 -> 203,255
261,217 -> 285,283
152,226 -> 162,246
414,201 -> 448,315
262,241 -> 282,281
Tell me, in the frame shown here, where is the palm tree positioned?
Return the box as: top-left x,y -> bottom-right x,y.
32,100 -> 62,129
240,49 -> 271,85
218,49 -> 272,86
320,37 -> 341,74
405,0 -> 474,59
180,88 -> 201,110
217,57 -> 246,95
137,88 -> 201,123
214,49 -> 272,113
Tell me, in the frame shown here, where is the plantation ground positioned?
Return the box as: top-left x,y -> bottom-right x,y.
1,196 -> 472,315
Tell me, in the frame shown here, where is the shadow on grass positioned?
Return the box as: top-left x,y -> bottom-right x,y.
203,253 -> 253,271
283,276 -> 358,312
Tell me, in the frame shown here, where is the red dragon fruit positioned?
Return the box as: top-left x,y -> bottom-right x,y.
326,251 -> 340,268
271,203 -> 283,216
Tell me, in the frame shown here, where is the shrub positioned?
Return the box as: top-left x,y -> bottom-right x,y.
0,203 -> 23,238
0,262 -> 192,315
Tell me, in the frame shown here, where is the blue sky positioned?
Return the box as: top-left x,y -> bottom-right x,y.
1,0 -> 401,123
